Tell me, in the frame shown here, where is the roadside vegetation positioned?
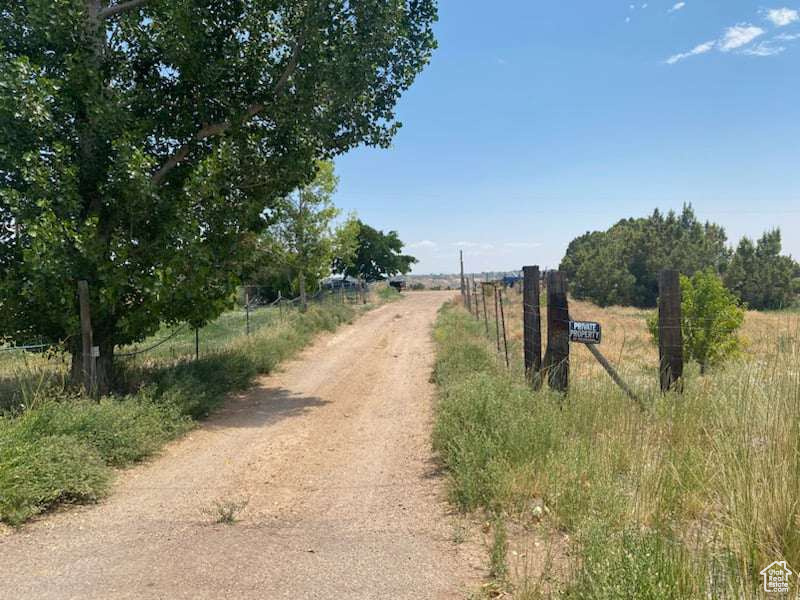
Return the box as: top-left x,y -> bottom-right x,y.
433,296 -> 799,598
0,301 -> 356,526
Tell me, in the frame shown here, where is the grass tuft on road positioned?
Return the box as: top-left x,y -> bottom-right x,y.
0,302 -> 356,526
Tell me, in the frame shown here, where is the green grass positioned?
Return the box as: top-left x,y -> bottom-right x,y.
0,297 -> 346,411
0,302 -> 357,526
377,285 -> 401,301
432,301 -> 800,598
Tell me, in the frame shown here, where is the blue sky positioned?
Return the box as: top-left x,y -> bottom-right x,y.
333,0 -> 800,274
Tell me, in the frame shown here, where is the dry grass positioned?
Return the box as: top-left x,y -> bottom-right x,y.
437,291 -> 800,598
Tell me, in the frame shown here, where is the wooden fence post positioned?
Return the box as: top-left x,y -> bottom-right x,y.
77,280 -> 96,396
498,285 -> 509,368
460,250 -> 466,307
585,344 -> 642,408
543,270 -> 569,393
523,266 -> 543,389
481,283 -> 489,335
472,277 -> 479,319
493,284 -> 501,353
245,287 -> 251,335
658,270 -> 684,393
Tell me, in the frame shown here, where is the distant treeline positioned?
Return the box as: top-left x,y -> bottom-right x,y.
560,205 -> 800,310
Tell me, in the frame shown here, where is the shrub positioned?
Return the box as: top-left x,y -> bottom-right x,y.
648,269 -> 744,374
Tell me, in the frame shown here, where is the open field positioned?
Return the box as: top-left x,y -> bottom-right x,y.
433,291 -> 800,598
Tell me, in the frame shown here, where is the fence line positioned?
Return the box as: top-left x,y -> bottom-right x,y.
457,261 -> 681,401
2,282 -> 376,369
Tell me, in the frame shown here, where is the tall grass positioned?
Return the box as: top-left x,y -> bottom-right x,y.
433,300 -> 800,598
0,302 -> 357,526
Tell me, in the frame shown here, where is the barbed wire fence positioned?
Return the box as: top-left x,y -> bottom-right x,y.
1,280 -> 375,372
457,260 -> 692,403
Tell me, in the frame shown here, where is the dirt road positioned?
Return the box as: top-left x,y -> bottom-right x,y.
0,291 -> 483,600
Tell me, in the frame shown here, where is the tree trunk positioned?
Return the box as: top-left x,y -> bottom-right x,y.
95,338 -> 113,396
69,338 -> 113,396
70,346 -> 83,388
299,274 -> 307,312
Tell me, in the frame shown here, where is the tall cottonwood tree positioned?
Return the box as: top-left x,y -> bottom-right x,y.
0,0 -> 437,390
267,161 -> 343,310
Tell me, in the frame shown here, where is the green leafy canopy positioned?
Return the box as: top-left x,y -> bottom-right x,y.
332,220 -> 417,282
0,1 -> 438,375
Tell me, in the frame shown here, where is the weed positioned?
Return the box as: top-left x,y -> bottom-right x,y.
203,497 -> 250,525
489,515 -> 509,583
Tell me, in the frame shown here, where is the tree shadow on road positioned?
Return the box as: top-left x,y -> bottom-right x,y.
206,386 -> 330,430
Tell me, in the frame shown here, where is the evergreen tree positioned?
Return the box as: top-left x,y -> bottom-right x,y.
725,230 -> 797,310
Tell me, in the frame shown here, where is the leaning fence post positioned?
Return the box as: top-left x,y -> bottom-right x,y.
543,270 -> 569,393
523,266 -> 543,389
498,285 -> 509,369
658,270 -> 684,393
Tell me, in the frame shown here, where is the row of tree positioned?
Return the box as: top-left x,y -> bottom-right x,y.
246,161 -> 416,306
0,0 -> 435,391
560,205 -> 799,310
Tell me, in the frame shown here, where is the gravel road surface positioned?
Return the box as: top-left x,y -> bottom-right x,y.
0,291 -> 483,600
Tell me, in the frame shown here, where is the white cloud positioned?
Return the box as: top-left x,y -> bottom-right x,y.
409,240 -> 437,249
741,41 -> 786,56
775,31 -> 800,40
668,2 -> 686,13
665,40 -> 715,64
503,242 -> 543,249
765,7 -> 800,27
454,241 -> 495,250
719,24 -> 765,51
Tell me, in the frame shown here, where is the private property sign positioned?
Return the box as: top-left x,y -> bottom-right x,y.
569,321 -> 601,344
